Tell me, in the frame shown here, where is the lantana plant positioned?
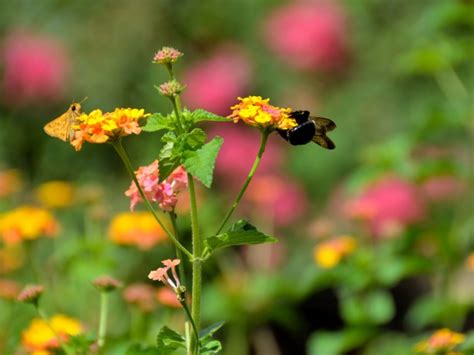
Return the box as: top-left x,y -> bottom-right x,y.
42,46 -> 325,354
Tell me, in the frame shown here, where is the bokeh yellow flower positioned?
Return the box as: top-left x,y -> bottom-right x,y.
0,206 -> 59,245
415,328 -> 465,354
108,212 -> 168,250
35,181 -> 75,208
229,96 -> 296,130
21,314 -> 83,354
314,235 -> 357,269
0,169 -> 22,198
71,107 -> 149,151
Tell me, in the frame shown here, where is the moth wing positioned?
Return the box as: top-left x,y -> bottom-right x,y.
312,134 -> 336,150
312,116 -> 337,132
44,114 -> 70,142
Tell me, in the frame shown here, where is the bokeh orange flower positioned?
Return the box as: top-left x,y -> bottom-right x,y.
123,283 -> 156,312
156,287 -> 182,308
0,169 -> 22,198
0,206 -> 59,245
0,244 -> 25,274
415,328 -> 465,354
0,278 -> 21,301
229,96 -> 296,130
108,212 -> 168,250
35,181 -> 75,208
314,235 -> 357,269
21,314 -> 83,354
71,108 -> 149,151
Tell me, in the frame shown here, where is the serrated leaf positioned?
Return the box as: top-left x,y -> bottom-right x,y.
183,136 -> 223,188
142,113 -> 175,132
199,321 -> 225,340
191,109 -> 231,123
205,220 -> 277,253
156,326 -> 186,355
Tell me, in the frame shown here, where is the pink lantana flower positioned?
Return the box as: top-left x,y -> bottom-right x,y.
125,161 -> 188,212
345,176 -> 426,238
148,259 -> 182,294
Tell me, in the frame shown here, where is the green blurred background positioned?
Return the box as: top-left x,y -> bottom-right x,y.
0,0 -> 473,354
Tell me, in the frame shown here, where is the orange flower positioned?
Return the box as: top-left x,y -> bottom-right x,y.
0,279 -> 21,300
0,206 -> 59,245
229,96 -> 296,130
415,328 -> 465,354
466,253 -> 474,271
21,314 -> 83,354
314,235 -> 356,269
71,108 -> 149,151
108,212 -> 168,250
123,283 -> 156,312
0,169 -> 22,198
156,287 -> 181,308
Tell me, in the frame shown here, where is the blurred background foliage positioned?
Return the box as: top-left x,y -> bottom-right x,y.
0,0 -> 472,354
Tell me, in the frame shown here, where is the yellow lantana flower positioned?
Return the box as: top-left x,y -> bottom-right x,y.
35,181 -> 75,208
415,328 -> 465,354
314,235 -> 357,269
22,314 -> 83,354
71,107 -> 149,151
229,96 -> 296,130
0,206 -> 58,245
108,212 -> 168,250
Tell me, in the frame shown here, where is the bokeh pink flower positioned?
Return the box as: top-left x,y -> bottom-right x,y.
1,30 -> 69,105
125,161 -> 188,212
420,175 -> 466,202
208,124 -> 284,184
345,176 -> 426,238
263,0 -> 349,72
182,44 -> 251,115
245,174 -> 308,227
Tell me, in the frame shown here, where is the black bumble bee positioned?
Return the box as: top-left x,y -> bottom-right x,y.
277,110 -> 336,149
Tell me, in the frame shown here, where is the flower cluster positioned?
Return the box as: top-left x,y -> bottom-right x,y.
229,96 -> 296,130
415,328 -> 465,354
148,259 -> 182,295
21,314 -> 83,354
0,206 -> 59,245
153,46 -> 183,64
125,160 -> 188,212
158,80 -> 186,98
314,235 -> 357,269
35,181 -> 75,208
92,275 -> 122,292
71,108 -> 148,151
17,284 -> 44,304
108,212 -> 168,250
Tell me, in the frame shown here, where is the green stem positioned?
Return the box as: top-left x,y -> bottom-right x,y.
111,140 -> 193,259
168,212 -> 187,286
213,130 -> 270,237
98,292 -> 108,349
188,174 -> 202,337
171,95 -> 185,134
181,300 -> 200,355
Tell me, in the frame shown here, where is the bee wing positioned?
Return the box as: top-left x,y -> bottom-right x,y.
312,134 -> 336,150
44,114 -> 70,141
312,117 -> 336,132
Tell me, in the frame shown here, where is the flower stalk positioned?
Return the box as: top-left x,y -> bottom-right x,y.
97,292 -> 109,349
111,139 -> 192,259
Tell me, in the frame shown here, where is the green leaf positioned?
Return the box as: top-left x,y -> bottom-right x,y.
199,321 -> 225,340
191,109 -> 232,123
183,136 -> 223,188
204,220 -> 277,253
156,326 -> 186,355
142,113 -> 175,132
185,128 -> 207,149
307,328 -> 375,355
200,340 -> 222,354
340,290 -> 395,326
